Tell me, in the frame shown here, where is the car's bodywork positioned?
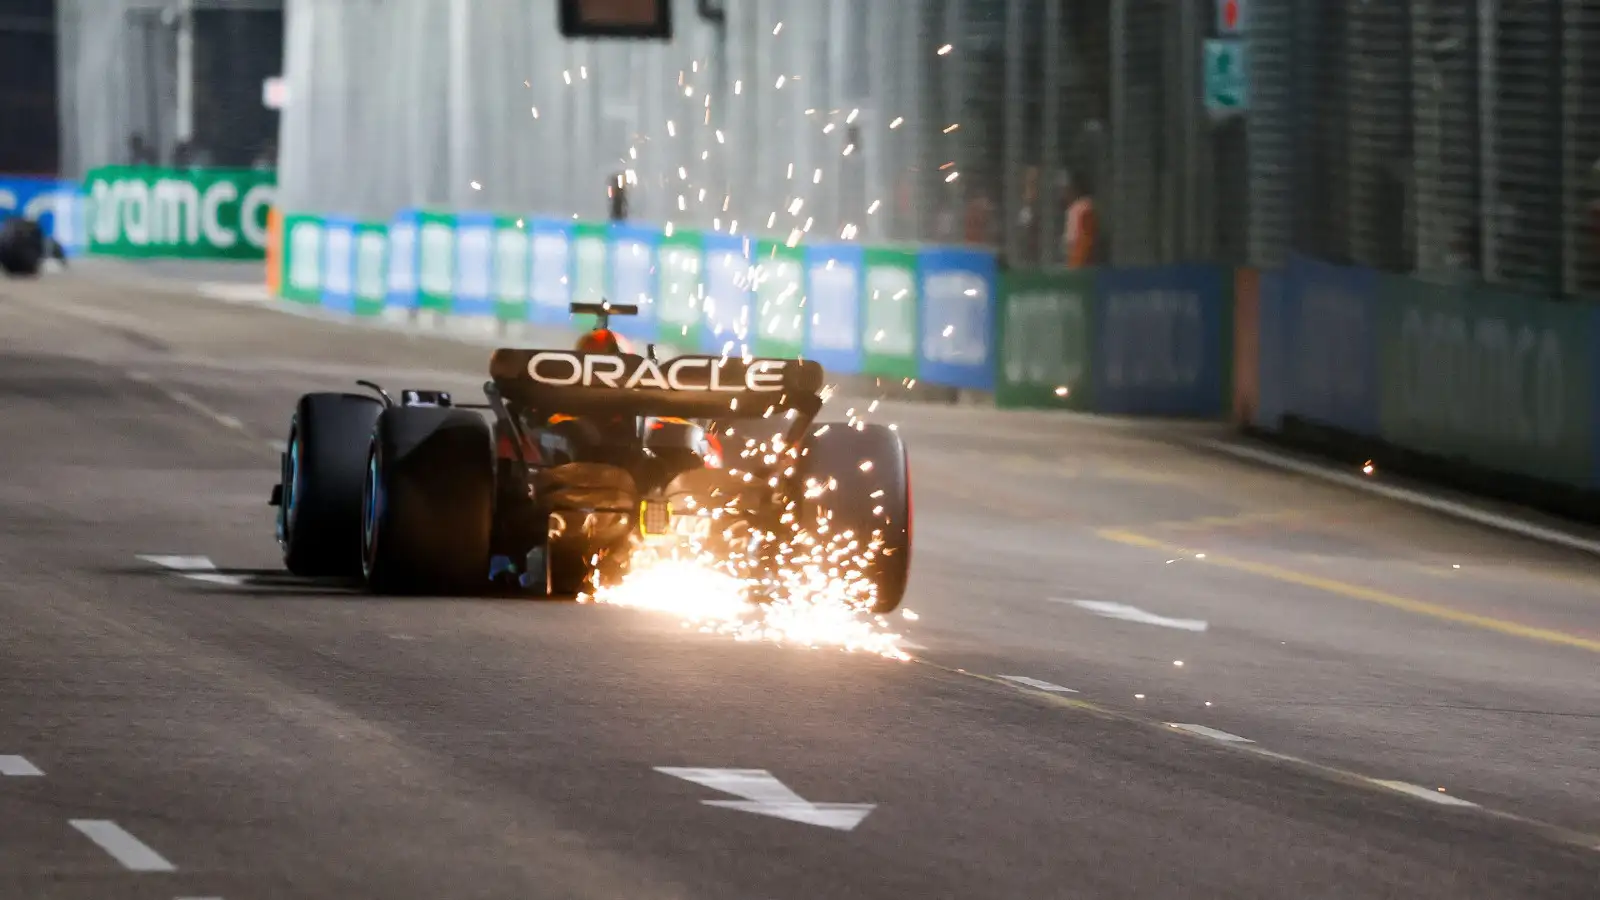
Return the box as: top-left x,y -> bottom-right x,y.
271,302 -> 910,610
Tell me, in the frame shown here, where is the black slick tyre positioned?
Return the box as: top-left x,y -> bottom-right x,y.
798,423 -> 912,614
361,407 -> 494,594
0,217 -> 44,277
278,392 -> 385,577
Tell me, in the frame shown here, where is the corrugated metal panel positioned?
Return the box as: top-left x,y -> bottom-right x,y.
275,0 -> 1210,266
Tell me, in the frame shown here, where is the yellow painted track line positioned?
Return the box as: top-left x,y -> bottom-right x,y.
1097,528 -> 1600,654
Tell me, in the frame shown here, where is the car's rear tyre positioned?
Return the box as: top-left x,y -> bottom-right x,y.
0,217 -> 44,277
361,407 -> 494,594
278,392 -> 385,577
539,463 -> 637,594
798,423 -> 912,613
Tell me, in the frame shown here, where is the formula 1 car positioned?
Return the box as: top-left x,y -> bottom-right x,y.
268,302 -> 911,613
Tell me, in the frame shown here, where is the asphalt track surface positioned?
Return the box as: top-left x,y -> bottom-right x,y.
0,265 -> 1596,899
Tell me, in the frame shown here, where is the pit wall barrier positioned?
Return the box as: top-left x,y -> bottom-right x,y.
1239,254 -> 1600,519
270,209 -> 1238,416
268,210 -> 1600,508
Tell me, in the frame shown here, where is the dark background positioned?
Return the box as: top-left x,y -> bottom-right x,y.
0,0 -> 60,174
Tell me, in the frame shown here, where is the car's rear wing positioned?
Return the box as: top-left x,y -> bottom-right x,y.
489,349 -> 826,419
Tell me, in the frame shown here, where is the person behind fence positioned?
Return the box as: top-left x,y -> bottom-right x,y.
127,133 -> 156,166
608,172 -> 629,221
173,138 -> 213,169
1061,172 -> 1099,268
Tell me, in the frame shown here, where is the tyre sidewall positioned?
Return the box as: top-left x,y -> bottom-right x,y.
798,424 -> 912,613
280,392 -> 384,576
361,407 -> 494,594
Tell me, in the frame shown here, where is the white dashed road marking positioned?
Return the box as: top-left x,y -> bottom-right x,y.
997,675 -> 1079,693
69,820 -> 177,871
128,371 -> 247,433
1167,723 -> 1255,743
138,554 -> 249,587
197,281 -> 273,304
0,755 -> 42,776
1369,780 -> 1478,808
1058,599 -> 1209,632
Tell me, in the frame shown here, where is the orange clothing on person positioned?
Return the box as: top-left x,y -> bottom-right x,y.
1064,196 -> 1098,268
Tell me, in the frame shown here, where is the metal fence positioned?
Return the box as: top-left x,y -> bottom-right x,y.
56,0 -> 283,178
277,0 -> 1219,267
1249,0 -> 1600,300
49,0 -> 1600,299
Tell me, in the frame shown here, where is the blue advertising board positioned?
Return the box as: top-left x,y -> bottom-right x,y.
0,176 -> 83,255
916,247 -> 997,390
803,243 -> 866,375
1093,264 -> 1228,416
319,216 -> 357,314
700,232 -> 754,354
527,218 -> 574,325
1279,254 -> 1380,436
606,221 -> 661,343
453,212 -> 496,316
1253,267 -> 1288,431
384,209 -> 421,311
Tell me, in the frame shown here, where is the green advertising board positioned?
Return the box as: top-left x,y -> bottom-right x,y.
861,247 -> 919,380
995,269 -> 1094,409
84,166 -> 276,260
351,222 -> 388,317
493,216 -> 530,322
657,229 -> 705,348
416,210 -> 456,313
279,213 -> 324,304
572,222 -> 608,307
753,240 -> 806,358
1377,275 -> 1593,486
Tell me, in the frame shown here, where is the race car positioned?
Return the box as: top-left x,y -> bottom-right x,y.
268,301 -> 911,613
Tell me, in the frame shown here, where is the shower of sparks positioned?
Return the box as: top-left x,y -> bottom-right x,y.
581,467 -> 910,660
524,26 -> 956,452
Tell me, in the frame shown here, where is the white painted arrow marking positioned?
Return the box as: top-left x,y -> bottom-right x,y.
137,555 -> 248,587
0,755 -> 42,776
655,767 -> 875,831
1060,599 -> 1208,632
997,675 -> 1079,693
